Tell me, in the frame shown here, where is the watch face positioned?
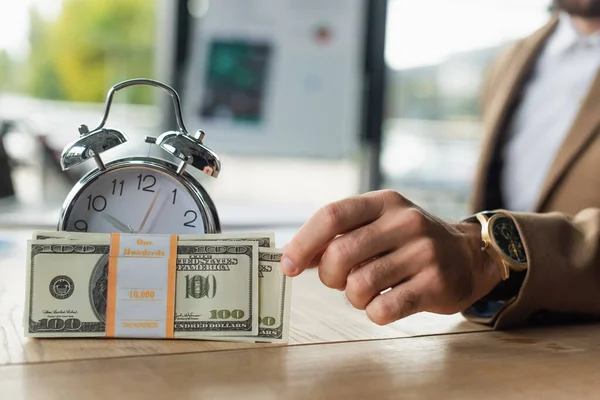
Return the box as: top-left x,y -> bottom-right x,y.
491,216 -> 527,264
62,164 -> 209,234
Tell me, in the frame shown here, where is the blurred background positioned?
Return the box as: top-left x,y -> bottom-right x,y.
0,0 -> 553,232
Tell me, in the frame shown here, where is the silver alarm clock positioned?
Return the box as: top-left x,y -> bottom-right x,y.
57,79 -> 221,235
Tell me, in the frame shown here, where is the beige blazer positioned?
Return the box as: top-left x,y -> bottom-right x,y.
464,17 -> 600,328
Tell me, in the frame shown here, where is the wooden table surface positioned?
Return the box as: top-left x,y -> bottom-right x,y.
2,227 -> 599,399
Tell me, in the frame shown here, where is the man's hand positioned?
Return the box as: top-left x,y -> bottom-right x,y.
280,190 -> 503,325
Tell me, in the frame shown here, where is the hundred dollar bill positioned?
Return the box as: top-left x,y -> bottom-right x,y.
24,239 -> 259,338
214,248 -> 292,343
179,232 -> 274,248
25,239 -> 110,337
174,241 -> 258,338
32,231 -> 275,248
31,231 -> 105,240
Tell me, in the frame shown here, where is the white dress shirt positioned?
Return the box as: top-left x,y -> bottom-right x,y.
500,12 -> 600,212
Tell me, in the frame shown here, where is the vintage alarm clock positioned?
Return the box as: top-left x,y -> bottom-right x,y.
57,79 -> 221,234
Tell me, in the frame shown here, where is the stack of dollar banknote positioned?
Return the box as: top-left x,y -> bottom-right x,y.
25,231 -> 291,343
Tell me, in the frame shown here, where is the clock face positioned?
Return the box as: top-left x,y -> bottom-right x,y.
491,216 -> 527,264
63,165 -> 208,234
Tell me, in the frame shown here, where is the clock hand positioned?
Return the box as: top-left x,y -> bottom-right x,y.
136,189 -> 162,233
146,194 -> 170,233
101,213 -> 133,233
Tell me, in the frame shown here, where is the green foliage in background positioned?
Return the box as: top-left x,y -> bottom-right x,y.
0,50 -> 12,88
27,0 -> 156,104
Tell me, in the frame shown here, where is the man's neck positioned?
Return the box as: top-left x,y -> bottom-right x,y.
570,15 -> 600,35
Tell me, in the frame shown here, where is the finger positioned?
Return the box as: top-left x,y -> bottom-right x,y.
344,239 -> 430,309
317,216 -> 405,290
318,207 -> 434,291
365,274 -> 430,325
281,192 -> 388,276
306,245 -> 328,270
285,237 -> 333,272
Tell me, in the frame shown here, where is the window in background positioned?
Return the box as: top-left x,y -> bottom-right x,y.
0,0 -> 156,104
0,0 -> 370,229
381,0 -> 552,219
0,0 -> 159,213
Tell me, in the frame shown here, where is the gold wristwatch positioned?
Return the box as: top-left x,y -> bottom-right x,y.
462,211 -> 529,324
467,211 -> 528,280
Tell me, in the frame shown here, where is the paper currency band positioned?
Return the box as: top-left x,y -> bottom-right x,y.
106,233 -> 177,338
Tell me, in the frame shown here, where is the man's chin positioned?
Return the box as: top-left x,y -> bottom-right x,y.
557,0 -> 600,17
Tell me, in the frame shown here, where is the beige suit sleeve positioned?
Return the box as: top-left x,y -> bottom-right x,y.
465,208 -> 600,329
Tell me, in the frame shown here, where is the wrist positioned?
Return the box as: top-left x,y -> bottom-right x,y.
457,221 -> 504,301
